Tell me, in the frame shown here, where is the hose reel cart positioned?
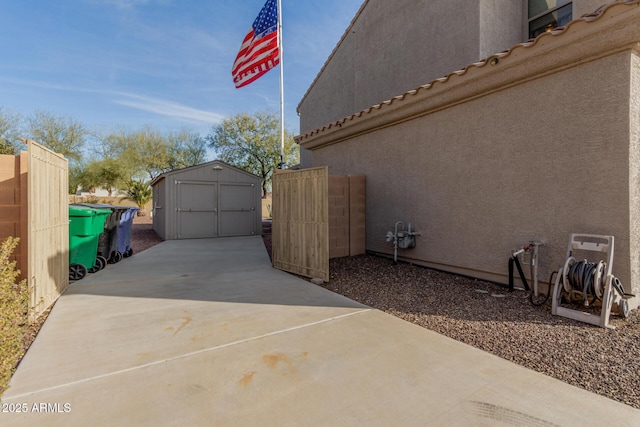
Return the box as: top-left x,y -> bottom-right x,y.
551,234 -> 633,328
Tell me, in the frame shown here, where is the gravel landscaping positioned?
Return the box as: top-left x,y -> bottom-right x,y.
130,215 -> 163,254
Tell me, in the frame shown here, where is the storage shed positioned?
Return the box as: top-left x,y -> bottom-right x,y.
151,161 -> 262,240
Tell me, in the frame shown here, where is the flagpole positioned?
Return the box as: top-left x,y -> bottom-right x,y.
278,0 -> 285,169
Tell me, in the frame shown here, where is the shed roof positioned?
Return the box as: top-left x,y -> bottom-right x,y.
295,0 -> 640,148
150,160 -> 261,186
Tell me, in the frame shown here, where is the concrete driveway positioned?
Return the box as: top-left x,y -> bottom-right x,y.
2,236 -> 640,426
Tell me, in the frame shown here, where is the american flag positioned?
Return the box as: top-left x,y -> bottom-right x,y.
232,0 -> 279,88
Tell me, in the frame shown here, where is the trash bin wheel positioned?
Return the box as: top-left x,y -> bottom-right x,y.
109,251 -> 123,264
89,256 -> 107,273
97,255 -> 107,270
124,248 -> 133,258
69,264 -> 87,281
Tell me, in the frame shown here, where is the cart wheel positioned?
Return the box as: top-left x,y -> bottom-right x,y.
125,248 -> 133,258
110,251 -> 123,263
618,299 -> 630,319
97,255 -> 107,270
69,264 -> 87,281
89,256 -> 106,273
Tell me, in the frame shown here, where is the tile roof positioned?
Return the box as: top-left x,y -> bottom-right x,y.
295,0 -> 640,146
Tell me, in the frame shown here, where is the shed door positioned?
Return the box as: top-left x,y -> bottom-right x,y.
219,183 -> 256,237
176,181 -> 218,239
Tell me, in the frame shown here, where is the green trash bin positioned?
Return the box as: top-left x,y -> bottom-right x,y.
74,203 -> 128,263
68,205 -> 111,281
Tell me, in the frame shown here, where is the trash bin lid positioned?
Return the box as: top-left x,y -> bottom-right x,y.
93,208 -> 113,216
68,205 -> 113,217
69,205 -> 97,217
82,203 -> 133,212
74,203 -> 115,210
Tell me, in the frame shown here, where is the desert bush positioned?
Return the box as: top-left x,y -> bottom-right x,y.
125,179 -> 152,214
0,237 -> 29,396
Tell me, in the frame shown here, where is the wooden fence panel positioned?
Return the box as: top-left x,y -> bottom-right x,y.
272,167 -> 329,282
28,141 -> 69,320
328,176 -> 349,258
348,175 -> 366,256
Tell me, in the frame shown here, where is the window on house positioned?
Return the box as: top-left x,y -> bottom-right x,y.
528,1 -> 572,39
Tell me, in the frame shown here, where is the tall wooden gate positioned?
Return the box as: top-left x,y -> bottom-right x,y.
27,141 -> 69,320
272,167 -> 329,282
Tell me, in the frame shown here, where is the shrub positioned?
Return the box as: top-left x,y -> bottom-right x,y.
0,237 -> 28,396
125,179 -> 152,214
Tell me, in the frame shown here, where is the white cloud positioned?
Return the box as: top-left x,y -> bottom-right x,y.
98,0 -> 150,9
114,92 -> 224,124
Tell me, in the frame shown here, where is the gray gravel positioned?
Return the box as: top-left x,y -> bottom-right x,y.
321,254 -> 640,409
130,216 -> 163,255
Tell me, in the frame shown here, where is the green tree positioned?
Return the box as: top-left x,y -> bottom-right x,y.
84,126 -> 208,202
90,127 -> 129,160
68,163 -> 86,195
167,129 -> 208,171
98,127 -> 208,182
206,111 -> 298,198
82,158 -> 126,196
27,110 -> 87,164
128,127 -> 170,180
0,108 -> 22,155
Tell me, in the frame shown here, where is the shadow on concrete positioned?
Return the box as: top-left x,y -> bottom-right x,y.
64,236 -> 365,310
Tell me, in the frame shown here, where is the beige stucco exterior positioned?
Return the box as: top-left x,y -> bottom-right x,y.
296,1 -> 640,305
299,0 -> 520,133
298,0 -> 613,165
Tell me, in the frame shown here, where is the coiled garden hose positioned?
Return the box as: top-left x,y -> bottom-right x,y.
564,259 -> 605,306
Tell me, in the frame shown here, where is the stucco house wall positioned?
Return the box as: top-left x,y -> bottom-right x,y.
480,0 -> 524,59
298,0 -> 615,167
296,2 -> 640,305
299,0 -> 524,134
630,50 -> 640,298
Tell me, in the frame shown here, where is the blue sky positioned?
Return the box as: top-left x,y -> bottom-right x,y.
0,0 -> 363,139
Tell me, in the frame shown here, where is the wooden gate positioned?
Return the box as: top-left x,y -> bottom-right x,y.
272,167 -> 329,282
27,141 -> 69,320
